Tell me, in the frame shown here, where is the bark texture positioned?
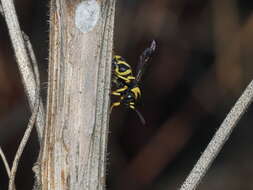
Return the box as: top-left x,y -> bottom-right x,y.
40,0 -> 115,189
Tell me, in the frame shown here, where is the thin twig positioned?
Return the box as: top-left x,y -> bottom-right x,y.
8,34 -> 41,190
0,147 -> 16,190
179,80 -> 253,190
0,146 -> 11,177
1,2 -> 39,189
0,0 -> 45,141
1,2 -> 42,187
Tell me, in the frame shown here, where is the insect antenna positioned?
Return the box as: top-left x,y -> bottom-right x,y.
133,108 -> 146,125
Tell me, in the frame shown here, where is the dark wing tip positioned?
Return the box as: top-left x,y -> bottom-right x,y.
144,40 -> 157,58
135,40 -> 157,83
150,40 -> 157,52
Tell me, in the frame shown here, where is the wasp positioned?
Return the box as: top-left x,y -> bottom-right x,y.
111,40 -> 156,124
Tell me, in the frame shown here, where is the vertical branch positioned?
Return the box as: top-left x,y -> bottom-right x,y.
8,34 -> 41,190
40,0 -> 116,189
0,0 -> 45,141
0,3 -> 42,189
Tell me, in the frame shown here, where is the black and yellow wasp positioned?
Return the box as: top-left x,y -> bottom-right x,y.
111,40 -> 156,124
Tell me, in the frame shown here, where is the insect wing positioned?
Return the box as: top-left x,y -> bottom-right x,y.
135,40 -> 156,83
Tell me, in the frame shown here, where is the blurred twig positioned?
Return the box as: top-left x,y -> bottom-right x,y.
114,99 -> 205,190
0,0 -> 45,142
181,12 -> 253,189
180,80 -> 253,190
211,0 -> 239,53
8,33 -> 41,190
0,4 -> 3,14
212,0 -> 242,95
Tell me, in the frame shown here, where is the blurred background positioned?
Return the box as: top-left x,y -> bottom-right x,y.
1,0 -> 253,189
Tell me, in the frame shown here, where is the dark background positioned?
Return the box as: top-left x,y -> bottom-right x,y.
1,0 -> 253,189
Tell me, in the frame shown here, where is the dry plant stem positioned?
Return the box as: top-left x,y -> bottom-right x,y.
8,94 -> 40,190
0,0 -> 45,141
0,147 -> 11,176
180,80 -> 253,190
1,2 -> 41,189
8,34 -> 41,190
0,147 -> 15,190
40,0 -> 115,189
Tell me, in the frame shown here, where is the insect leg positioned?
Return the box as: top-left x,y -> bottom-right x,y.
117,75 -> 135,83
110,101 -> 121,112
111,85 -> 128,96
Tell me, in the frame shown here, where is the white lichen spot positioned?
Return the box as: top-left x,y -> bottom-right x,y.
75,0 -> 100,33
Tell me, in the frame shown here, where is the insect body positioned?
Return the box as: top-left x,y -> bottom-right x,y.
111,40 -> 156,124
112,55 -> 135,83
